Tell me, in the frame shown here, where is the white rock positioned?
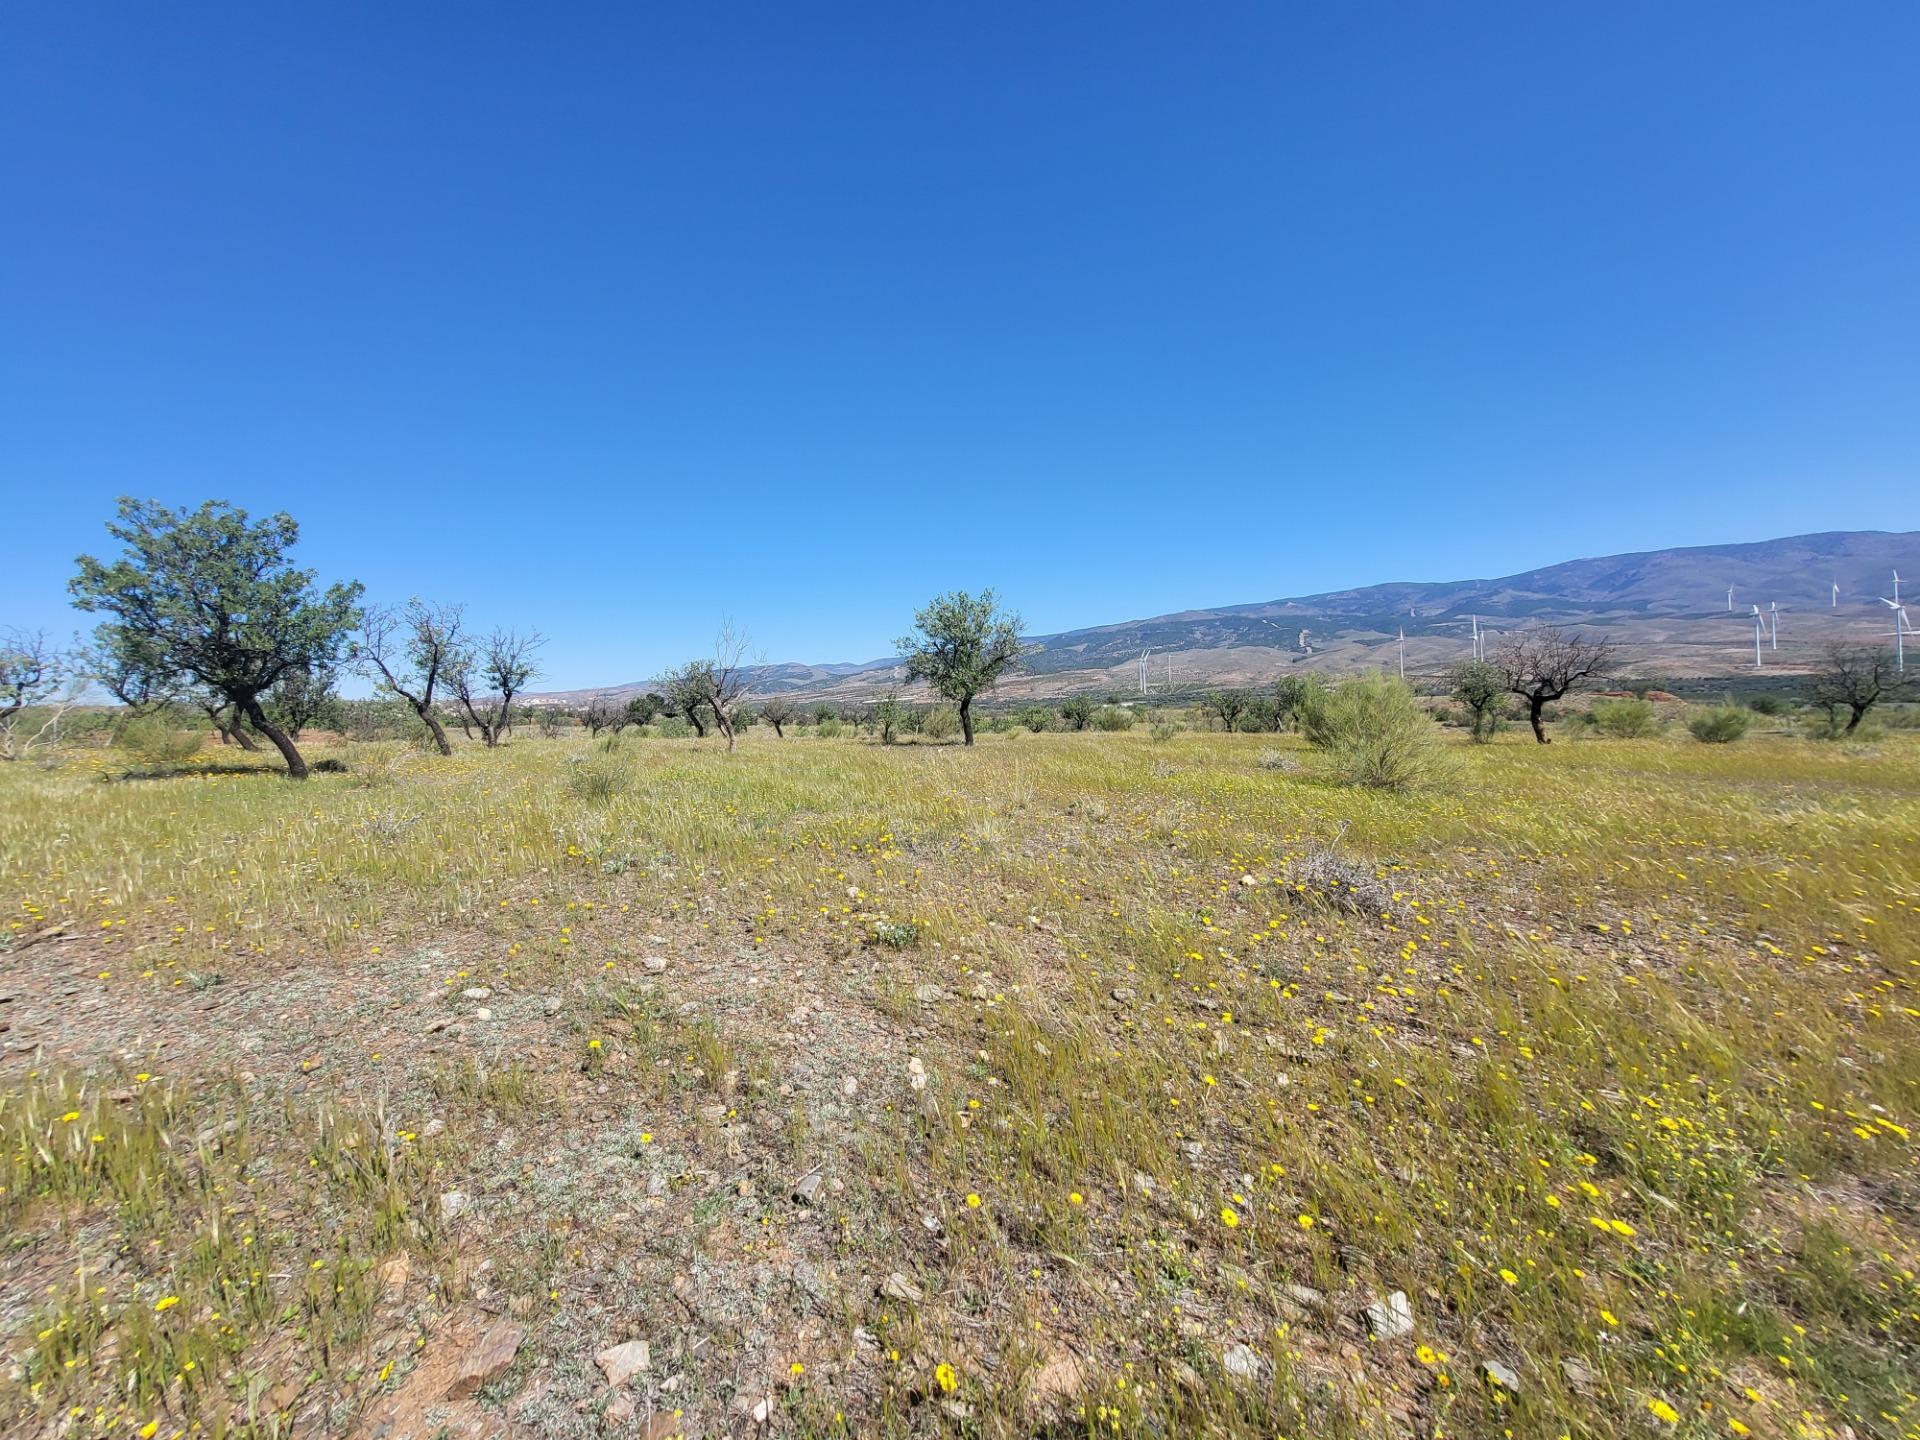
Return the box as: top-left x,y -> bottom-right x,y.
1366,1290 -> 1415,1341
595,1339 -> 651,1388
462,986 -> 491,1000
1223,1343 -> 1264,1381
642,955 -> 668,974
439,1190 -> 470,1220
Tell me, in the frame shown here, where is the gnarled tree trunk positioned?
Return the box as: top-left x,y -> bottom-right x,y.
240,693 -> 310,779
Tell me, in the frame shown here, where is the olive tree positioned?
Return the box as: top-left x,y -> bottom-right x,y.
1205,690 -> 1249,732
70,498 -> 363,779
1491,625 -> 1614,744
895,590 -> 1027,746
357,600 -> 467,754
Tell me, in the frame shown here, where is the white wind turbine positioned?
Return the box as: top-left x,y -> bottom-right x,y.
1831,581 -> 1839,608
1769,601 -> 1778,651
1881,596 -> 1913,674
1727,585 -> 1735,613
1750,605 -> 1765,669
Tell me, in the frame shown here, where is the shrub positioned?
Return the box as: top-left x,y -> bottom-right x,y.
1300,673 -> 1449,790
1016,706 -> 1054,733
1059,696 -> 1094,731
1148,722 -> 1179,744
653,716 -> 693,740
1686,704 -> 1752,744
871,918 -> 921,949
1091,705 -> 1135,731
566,756 -> 631,803
1256,747 -> 1297,772
1589,697 -> 1658,738
1290,840 -> 1396,915
813,717 -> 845,739
115,713 -> 206,767
922,706 -> 961,741
1748,694 -> 1789,716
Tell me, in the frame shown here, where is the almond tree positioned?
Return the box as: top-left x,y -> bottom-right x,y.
1806,643 -> 1906,733
663,622 -> 756,752
760,696 -> 795,738
1,629 -> 84,761
896,590 -> 1027,746
70,499 -> 362,779
454,628 -> 544,747
1491,625 -> 1614,744
357,600 -> 467,755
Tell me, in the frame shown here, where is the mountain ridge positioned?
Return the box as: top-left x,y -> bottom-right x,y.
534,529 -> 1918,703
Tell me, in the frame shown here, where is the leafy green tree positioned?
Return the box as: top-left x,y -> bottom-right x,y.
1059,695 -> 1094,731
895,590 -> 1027,746
71,498 -> 362,779
263,660 -> 342,740
1273,674 -> 1324,732
1205,690 -> 1249,732
1446,659 -> 1506,743
1016,705 -> 1053,732
626,693 -> 665,728
873,694 -> 906,744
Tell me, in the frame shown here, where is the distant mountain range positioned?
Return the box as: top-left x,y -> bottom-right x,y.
535,530 -> 1918,704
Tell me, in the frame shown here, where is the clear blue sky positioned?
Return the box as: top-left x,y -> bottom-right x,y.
4,3 -> 1916,689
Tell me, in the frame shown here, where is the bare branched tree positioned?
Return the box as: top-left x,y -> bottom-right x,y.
1492,625 -> 1615,744
1805,643 -> 1907,733
454,628 -> 545,748
759,696 -> 795,738
582,692 -> 628,738
1,629 -> 84,761
357,601 -> 467,755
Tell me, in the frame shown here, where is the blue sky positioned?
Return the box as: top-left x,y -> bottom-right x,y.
4,4 -> 1916,689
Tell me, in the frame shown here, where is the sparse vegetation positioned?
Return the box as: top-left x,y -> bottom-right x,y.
1686,702 -> 1754,743
1298,671 -> 1448,789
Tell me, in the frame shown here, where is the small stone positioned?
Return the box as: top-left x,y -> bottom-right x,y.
791,1172 -> 823,1206
448,1319 -> 524,1399
421,1117 -> 445,1139
462,986 -> 491,1000
1109,987 -> 1136,1004
1366,1290 -> 1415,1341
1481,1358 -> 1521,1392
841,1076 -> 859,1097
439,1190 -> 470,1220
1560,1356 -> 1594,1389
913,983 -> 945,1004
596,1338 -> 651,1388
542,995 -> 562,1017
1281,1283 -> 1325,1308
1222,1343 -> 1264,1381
750,1393 -> 774,1424
475,1007 -> 493,1021
606,1391 -> 636,1424
696,1103 -> 728,1125
880,1271 -> 923,1304
642,955 -> 668,974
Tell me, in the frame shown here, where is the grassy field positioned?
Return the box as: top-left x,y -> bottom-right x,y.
2,726 -> 1916,1440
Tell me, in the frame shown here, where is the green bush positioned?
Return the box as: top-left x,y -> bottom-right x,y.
812,717 -> 845,739
921,706 -> 961,741
1148,721 -> 1179,744
653,716 -> 693,740
114,712 -> 207,767
1748,694 -> 1789,716
1059,696 -> 1094,731
1300,673 -> 1448,791
566,755 -> 631,803
1016,706 -> 1054,733
1686,704 -> 1752,744
1091,705 -> 1135,731
1589,697 -> 1658,738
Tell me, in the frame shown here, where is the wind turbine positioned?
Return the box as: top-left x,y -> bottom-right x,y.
1471,614 -> 1482,661
1751,605 -> 1765,669
1769,602 -> 1778,651
1397,627 -> 1407,680
1881,596 -> 1912,674
1896,570 -> 1903,606
1831,581 -> 1839,608
1727,585 -> 1735,613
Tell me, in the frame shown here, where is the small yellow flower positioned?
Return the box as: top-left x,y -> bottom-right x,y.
1648,1397 -> 1680,1425
1068,1192 -> 1084,1206
934,1361 -> 958,1393
789,1361 -> 805,1376
1220,1206 -> 1240,1228
1498,1268 -> 1518,1285
1415,1344 -> 1438,1366
965,1193 -> 982,1209
1297,1214 -> 1314,1229
154,1295 -> 179,1312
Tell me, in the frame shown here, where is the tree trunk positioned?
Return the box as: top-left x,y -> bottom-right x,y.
1847,703 -> 1867,734
1528,697 -> 1549,744
719,713 -> 736,752
239,694 -> 310,779
227,720 -> 260,751
417,704 -> 453,755
770,719 -> 784,738
960,696 -> 975,746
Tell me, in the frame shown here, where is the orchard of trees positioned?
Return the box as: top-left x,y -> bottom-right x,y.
6,498 -> 1914,775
